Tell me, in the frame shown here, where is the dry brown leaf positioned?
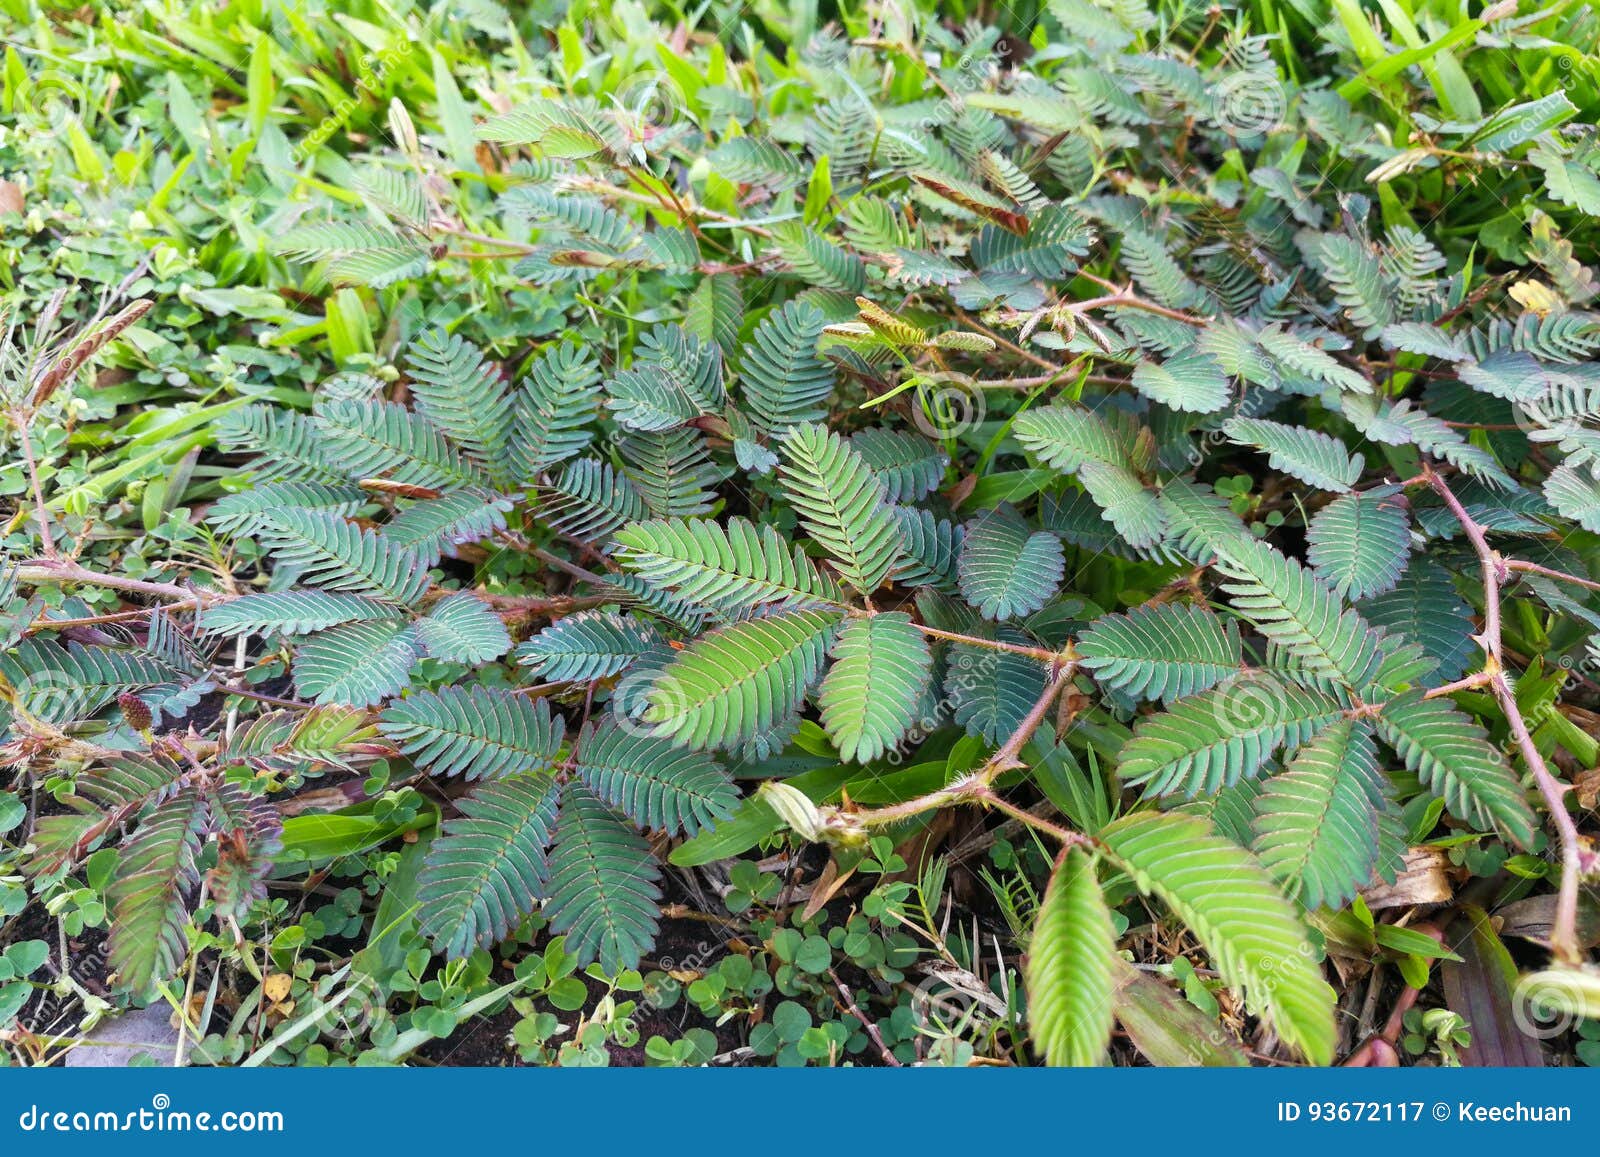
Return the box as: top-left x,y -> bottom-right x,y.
1362,846 -> 1451,910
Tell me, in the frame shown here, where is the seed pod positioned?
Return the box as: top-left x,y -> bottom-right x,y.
29,299 -> 153,408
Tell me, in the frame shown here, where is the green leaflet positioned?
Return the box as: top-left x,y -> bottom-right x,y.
1222,417 -> 1364,493
1011,403 -> 1134,473
0,637 -> 199,726
1375,690 -> 1538,847
509,340 -> 602,479
778,423 -> 902,594
206,482 -> 366,537
1078,462 -> 1168,549
1097,811 -> 1338,1065
891,507 -> 964,592
253,507 -> 430,603
1078,602 -> 1241,703
216,406 -> 344,484
383,490 -> 514,568
642,609 -> 841,750
1201,530 -> 1383,689
1027,847 -> 1117,1066
516,611 -> 662,683
946,630 -> 1049,745
613,516 -> 846,617
1358,567 -> 1476,684
1543,463 -> 1600,533
571,719 -> 737,835
850,428 -> 947,502
1315,234 -> 1394,337
738,301 -> 834,436
1117,673 -> 1345,797
543,784 -> 663,974
199,590 -> 402,638
293,620 -> 420,706
416,773 -> 560,958
619,428 -> 720,519
1131,353 -> 1231,414
1306,487 -> 1411,600
605,323 -> 725,432
413,594 -> 512,664
107,785 -> 209,994
1251,719 -> 1388,909
314,398 -> 486,490
957,506 -> 1065,621
818,613 -> 934,763
378,687 -> 564,781
405,329 -> 516,480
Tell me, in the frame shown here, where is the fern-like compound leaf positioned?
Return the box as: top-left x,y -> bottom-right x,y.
543,784 -> 662,973
850,429 -> 947,502
1306,487 -> 1411,600
540,458 -> 648,544
509,340 -> 602,480
613,517 -> 846,617
1251,719 -> 1386,909
1077,462 -> 1169,549
1543,463 -> 1600,533
946,631 -> 1049,744
818,612 -> 934,762
891,508 -> 964,592
1078,603 -> 1242,703
738,301 -> 834,436
107,786 -> 208,993
199,591 -> 402,638
1116,673 -> 1345,797
253,507 -> 429,602
957,507 -> 1066,621
778,423 -> 902,594
292,620 -> 419,706
413,594 -> 511,664
1223,417 -> 1364,493
1202,531 -> 1383,689
206,482 -> 366,537
1027,847 -> 1117,1066
1131,353 -> 1231,413
1375,690 -> 1538,847
405,329 -> 515,481
1011,404 -> 1134,473
1357,568 -> 1475,684
383,491 -> 514,568
572,719 -> 736,835
1097,810 -> 1337,1065
516,611 -> 662,683
416,773 -> 560,958
379,686 -> 564,781
642,609 -> 840,750
313,398 -> 485,490
604,323 -> 725,431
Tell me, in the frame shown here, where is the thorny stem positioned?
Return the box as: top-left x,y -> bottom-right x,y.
15,560 -> 205,608
893,621 -> 1061,662
967,785 -> 1086,846
1423,467 -> 1591,965
850,656 -> 1079,839
1503,558 -> 1600,595
1065,292 -> 1208,327
1423,671 -> 1495,699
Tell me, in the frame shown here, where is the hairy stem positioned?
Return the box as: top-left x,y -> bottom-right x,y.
852,657 -> 1078,832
